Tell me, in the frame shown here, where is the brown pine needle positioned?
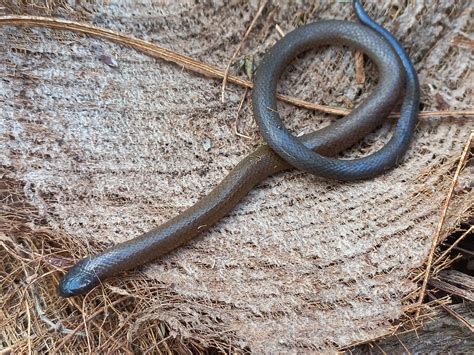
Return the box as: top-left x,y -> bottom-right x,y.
414,110 -> 474,118
1,15 -> 473,119
53,296 -> 129,352
415,131 -> 473,318
221,0 -> 267,103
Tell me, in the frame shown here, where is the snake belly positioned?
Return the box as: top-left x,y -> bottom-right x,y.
58,0 -> 419,297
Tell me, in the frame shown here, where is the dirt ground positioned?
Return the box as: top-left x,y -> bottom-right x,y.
1,0 -> 473,352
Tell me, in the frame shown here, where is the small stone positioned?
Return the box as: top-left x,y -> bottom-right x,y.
99,54 -> 118,68
202,138 -> 212,151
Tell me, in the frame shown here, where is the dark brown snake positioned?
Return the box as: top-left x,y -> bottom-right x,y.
58,0 -> 420,297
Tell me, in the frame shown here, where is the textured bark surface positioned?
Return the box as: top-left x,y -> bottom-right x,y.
1,0 -> 473,351
352,303 -> 474,354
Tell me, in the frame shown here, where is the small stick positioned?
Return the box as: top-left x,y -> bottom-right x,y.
413,110 -> 474,119
1,16 -> 473,119
415,131 -> 473,318
221,0 -> 267,103
33,289 -> 82,335
354,51 -> 366,84
25,297 -> 32,355
374,342 -> 388,355
394,334 -> 411,355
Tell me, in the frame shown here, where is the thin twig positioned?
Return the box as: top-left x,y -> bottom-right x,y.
1,16 -> 473,119
415,131 -> 473,318
26,270 -> 83,336
426,291 -> 474,332
394,334 -> 411,355
275,24 -> 285,37
414,110 -> 474,118
221,1 -> 267,103
25,297 -> 32,355
429,278 -> 474,302
454,245 -> 474,255
373,341 -> 388,355
35,292 -> 83,335
234,88 -> 252,139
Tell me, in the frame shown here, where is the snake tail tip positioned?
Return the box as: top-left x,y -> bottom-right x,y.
353,0 -> 367,16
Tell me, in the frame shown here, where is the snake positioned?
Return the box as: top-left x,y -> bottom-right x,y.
58,0 -> 420,297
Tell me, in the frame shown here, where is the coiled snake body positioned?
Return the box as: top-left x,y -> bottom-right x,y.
58,0 -> 419,297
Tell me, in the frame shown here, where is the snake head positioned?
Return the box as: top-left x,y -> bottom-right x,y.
57,257 -> 101,297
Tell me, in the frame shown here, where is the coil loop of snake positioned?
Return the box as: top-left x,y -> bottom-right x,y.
58,0 -> 420,297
